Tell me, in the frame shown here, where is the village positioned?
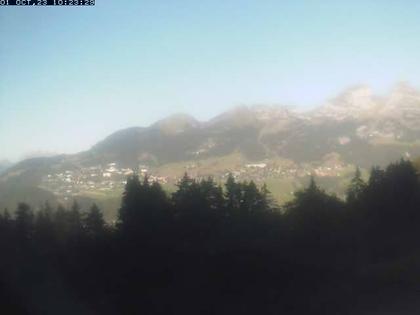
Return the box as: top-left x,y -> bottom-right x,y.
40,157 -> 352,199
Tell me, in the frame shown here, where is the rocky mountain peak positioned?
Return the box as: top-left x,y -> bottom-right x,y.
331,85 -> 374,110
336,85 -> 373,105
382,82 -> 420,130
209,105 -> 295,128
388,82 -> 420,106
152,113 -> 200,134
391,81 -> 419,96
314,85 -> 377,121
250,105 -> 294,121
208,106 -> 259,128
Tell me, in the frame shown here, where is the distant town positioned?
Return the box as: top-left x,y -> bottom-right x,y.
40,156 -> 353,200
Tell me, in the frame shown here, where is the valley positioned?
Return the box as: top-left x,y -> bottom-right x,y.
38,152 -> 355,206
1,82 -> 420,219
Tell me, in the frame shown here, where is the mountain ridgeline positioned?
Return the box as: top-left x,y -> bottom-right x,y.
1,82 -> 420,213
76,82 -> 420,166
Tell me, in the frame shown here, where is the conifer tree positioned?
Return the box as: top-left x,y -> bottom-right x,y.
285,176 -> 343,236
0,208 -> 11,225
54,204 -> 70,243
118,174 -> 143,232
0,208 -> 12,239
198,177 -> 224,212
68,200 -> 83,239
225,173 -> 242,213
84,203 -> 105,237
15,202 -> 34,242
172,172 -> 199,214
347,167 -> 366,203
34,202 -> 55,244
241,181 -> 260,215
260,183 -> 275,212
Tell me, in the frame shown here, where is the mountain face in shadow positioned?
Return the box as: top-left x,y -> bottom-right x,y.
0,160 -> 12,175
1,83 -> 420,212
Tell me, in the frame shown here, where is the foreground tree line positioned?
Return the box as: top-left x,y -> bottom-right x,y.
1,160 -> 420,314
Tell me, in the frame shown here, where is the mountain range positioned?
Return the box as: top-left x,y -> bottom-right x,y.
1,82 -> 420,219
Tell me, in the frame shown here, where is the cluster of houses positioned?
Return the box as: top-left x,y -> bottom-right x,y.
40,158 -> 351,199
223,161 -> 349,183
41,162 -> 169,198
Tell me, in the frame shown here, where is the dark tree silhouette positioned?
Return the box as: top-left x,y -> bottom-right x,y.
347,166 -> 366,204
1,159 -> 420,315
15,202 -> 34,242
34,202 -> 55,246
84,203 -> 106,237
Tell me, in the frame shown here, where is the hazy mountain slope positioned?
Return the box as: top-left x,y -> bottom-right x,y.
1,82 -> 419,215
0,182 -> 58,211
0,160 -> 12,175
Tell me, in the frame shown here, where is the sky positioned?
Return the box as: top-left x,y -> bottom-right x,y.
1,0 -> 420,161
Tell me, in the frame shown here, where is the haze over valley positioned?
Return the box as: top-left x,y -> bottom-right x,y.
1,82 -> 419,219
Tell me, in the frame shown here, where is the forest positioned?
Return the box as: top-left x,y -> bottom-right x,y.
1,159 -> 420,314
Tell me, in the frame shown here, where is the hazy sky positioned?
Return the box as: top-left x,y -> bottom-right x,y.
1,1 -> 420,161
